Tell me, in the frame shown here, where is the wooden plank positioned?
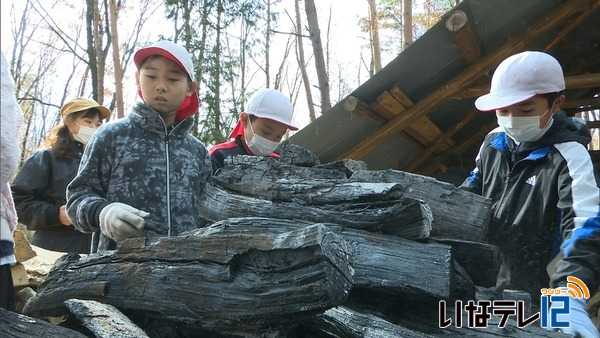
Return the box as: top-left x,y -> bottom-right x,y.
404,109 -> 478,172
339,0 -> 598,161
405,116 -> 454,150
352,100 -> 387,124
64,299 -> 149,338
23,223 -> 354,332
371,90 -> 453,150
389,86 -> 414,107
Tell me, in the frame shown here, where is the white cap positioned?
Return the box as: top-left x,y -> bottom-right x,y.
247,88 -> 297,130
475,51 -> 565,111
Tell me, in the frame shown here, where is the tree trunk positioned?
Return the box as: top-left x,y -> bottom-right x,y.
304,0 -> 331,113
368,0 -> 382,74
402,0 -> 413,51
109,0 -> 121,119
295,0 -> 317,122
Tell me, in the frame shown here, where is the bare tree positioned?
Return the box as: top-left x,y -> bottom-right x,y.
109,0 -> 123,119
295,0 -> 316,122
368,0 -> 382,74
402,0 -> 413,51
304,0 -> 331,113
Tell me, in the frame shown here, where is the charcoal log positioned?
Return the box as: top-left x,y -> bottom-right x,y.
435,238 -> 501,288
200,183 -> 433,240
198,218 -> 455,302
64,299 -> 149,338
350,169 -> 492,241
0,307 -> 87,338
300,306 -> 435,338
23,224 -> 353,332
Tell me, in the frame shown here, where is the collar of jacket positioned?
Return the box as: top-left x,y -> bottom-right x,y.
129,102 -> 194,137
491,130 -> 552,162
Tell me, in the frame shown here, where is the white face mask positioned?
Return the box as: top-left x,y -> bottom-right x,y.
245,121 -> 280,156
73,124 -> 98,145
496,108 -> 553,142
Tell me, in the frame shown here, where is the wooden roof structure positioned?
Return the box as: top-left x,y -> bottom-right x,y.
289,0 -> 600,179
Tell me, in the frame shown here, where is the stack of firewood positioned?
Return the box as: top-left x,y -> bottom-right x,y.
1,143 -> 569,337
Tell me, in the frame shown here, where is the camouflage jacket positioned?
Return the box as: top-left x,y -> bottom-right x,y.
67,102 -> 212,252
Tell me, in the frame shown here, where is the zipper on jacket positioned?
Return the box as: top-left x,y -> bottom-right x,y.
165,134 -> 172,237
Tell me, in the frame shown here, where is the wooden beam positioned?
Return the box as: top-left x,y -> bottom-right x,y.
458,73 -> 600,100
445,10 -> 482,64
543,5 -> 600,52
588,121 -> 600,129
403,109 -> 479,172
563,98 -> 600,109
339,0 -> 599,161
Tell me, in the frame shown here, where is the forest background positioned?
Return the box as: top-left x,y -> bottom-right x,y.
1,0 -> 456,165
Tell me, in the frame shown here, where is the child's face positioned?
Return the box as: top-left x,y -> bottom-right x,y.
495,95 -> 563,128
244,114 -> 289,142
136,56 -> 197,118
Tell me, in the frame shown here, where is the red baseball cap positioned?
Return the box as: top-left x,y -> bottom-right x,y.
134,41 -> 199,122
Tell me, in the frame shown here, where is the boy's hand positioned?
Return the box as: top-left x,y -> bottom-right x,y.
99,202 -> 149,242
547,291 -> 599,338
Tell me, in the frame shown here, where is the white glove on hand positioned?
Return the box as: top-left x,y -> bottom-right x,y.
99,202 -> 149,242
548,290 -> 599,338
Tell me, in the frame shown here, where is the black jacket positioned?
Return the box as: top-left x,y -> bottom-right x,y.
11,144 -> 92,253
461,112 -> 600,299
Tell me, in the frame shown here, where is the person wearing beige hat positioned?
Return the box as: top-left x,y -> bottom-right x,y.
209,88 -> 298,173
11,97 -> 110,254
461,51 -> 599,338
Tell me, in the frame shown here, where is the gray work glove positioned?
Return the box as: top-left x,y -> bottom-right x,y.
546,289 -> 599,338
99,202 -> 149,242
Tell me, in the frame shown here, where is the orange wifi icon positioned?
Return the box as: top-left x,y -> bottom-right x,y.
565,276 -> 590,299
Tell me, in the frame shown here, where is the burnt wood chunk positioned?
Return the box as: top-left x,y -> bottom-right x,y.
198,218 -> 454,302
200,183 -> 433,240
350,169 -> 492,241
0,307 -> 87,338
302,306 -> 435,338
436,238 -> 501,287
23,224 -> 353,331
64,299 -> 149,338
278,140 -> 321,166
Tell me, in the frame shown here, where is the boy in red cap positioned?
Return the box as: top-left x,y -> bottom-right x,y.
67,41 -> 212,252
209,88 -> 297,173
462,51 -> 599,337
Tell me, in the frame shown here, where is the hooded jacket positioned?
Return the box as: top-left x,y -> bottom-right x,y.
462,111 -> 600,299
11,144 -> 92,253
66,102 -> 212,252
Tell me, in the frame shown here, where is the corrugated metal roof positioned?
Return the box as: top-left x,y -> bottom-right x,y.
289,0 -> 600,174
